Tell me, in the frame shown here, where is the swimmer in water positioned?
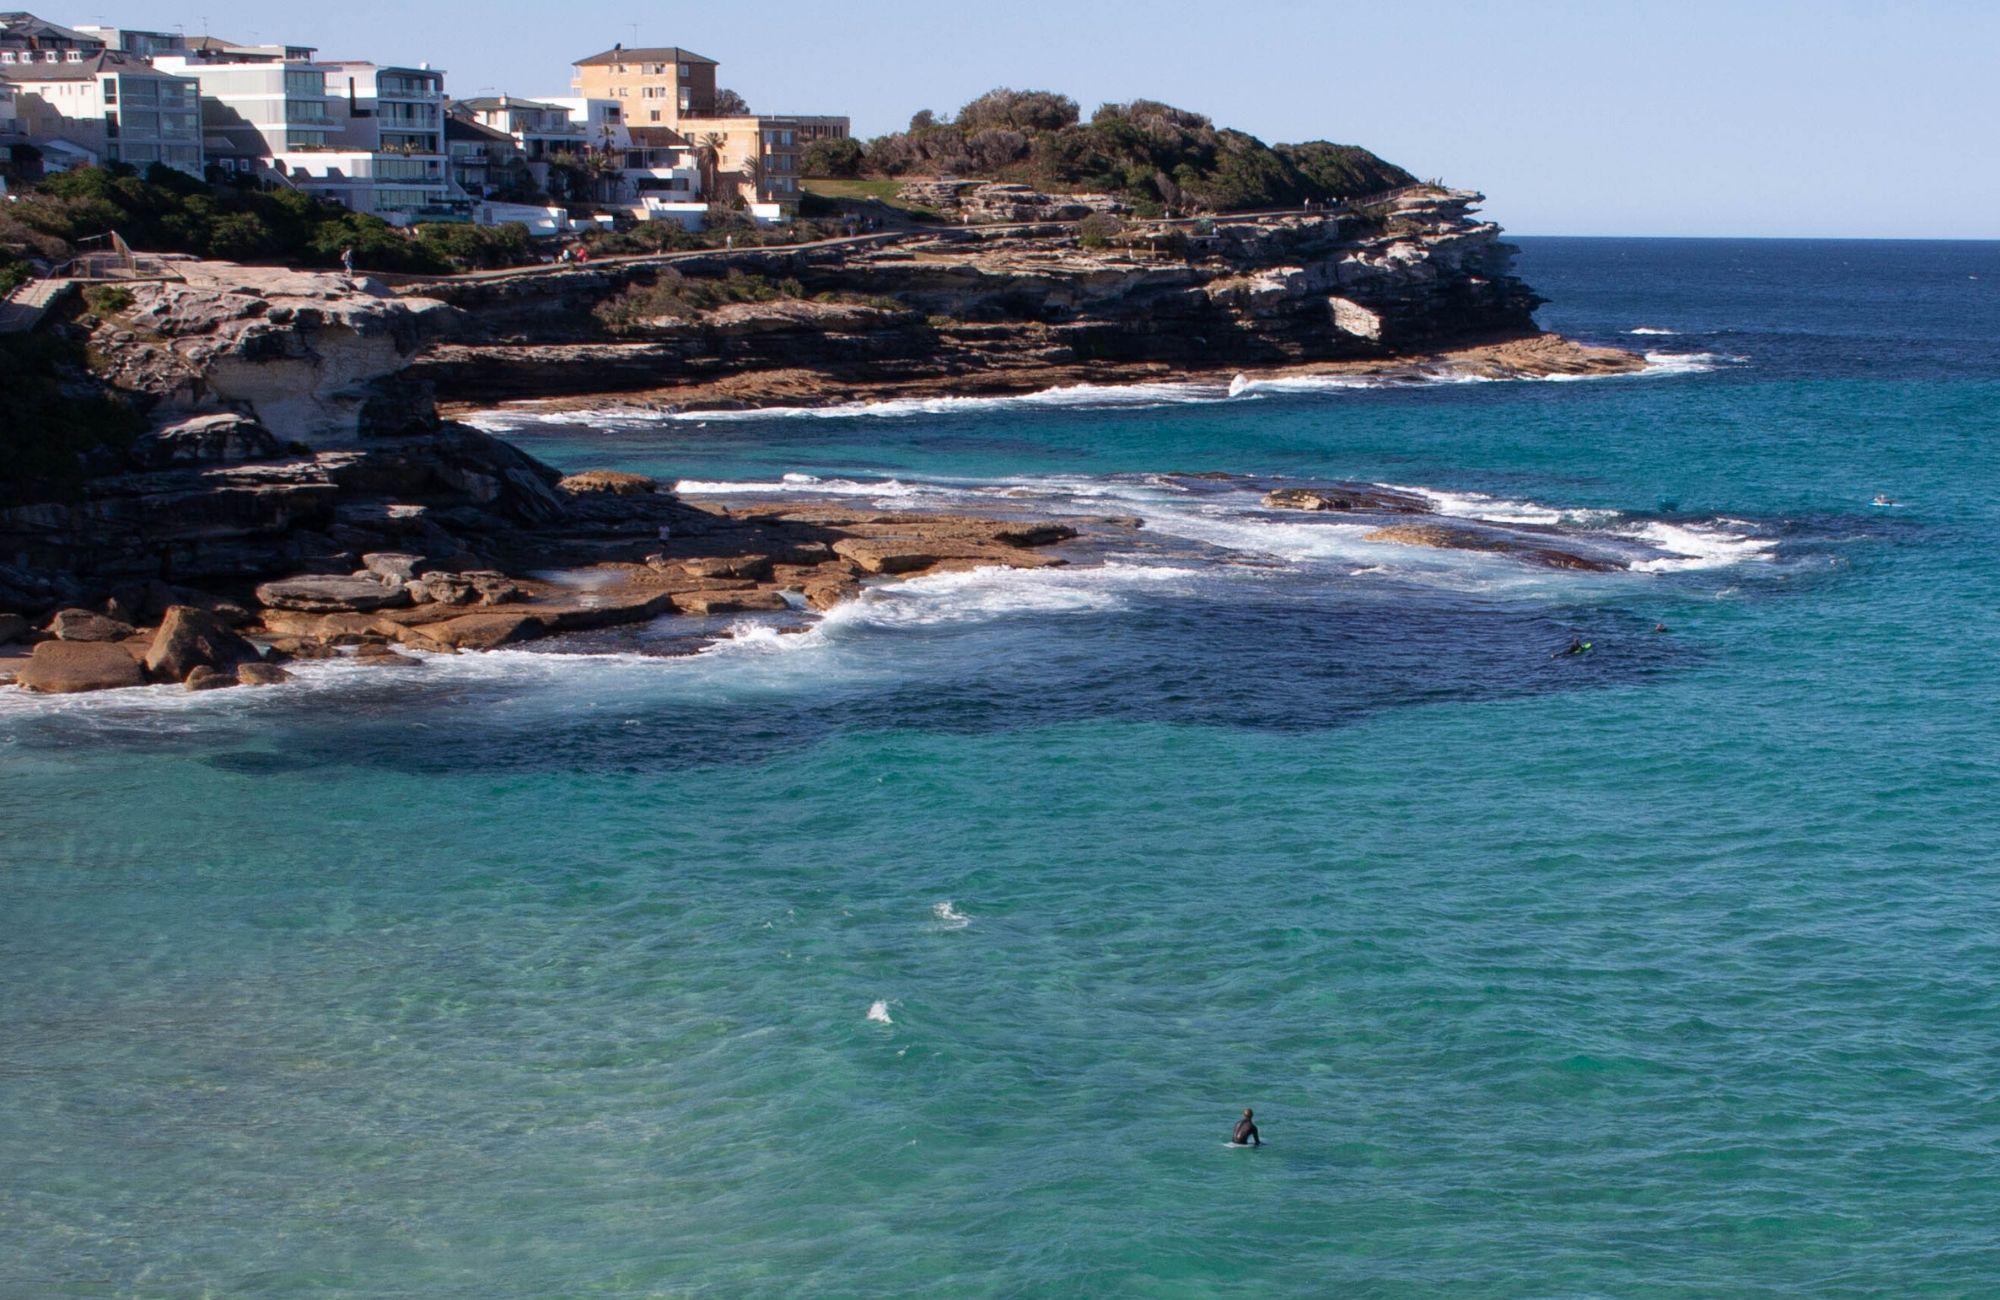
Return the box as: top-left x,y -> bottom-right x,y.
1232,1108 -> 1261,1147
1554,637 -> 1589,658
1653,622 -> 1669,634
1873,494 -> 1894,506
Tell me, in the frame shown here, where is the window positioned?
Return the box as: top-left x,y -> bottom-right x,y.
1,53 -> 15,64
781,131 -> 793,146
104,79 -> 117,104
678,63 -> 689,77
66,49 -> 83,62
614,63 -> 625,73
678,90 -> 690,111
649,110 -> 660,122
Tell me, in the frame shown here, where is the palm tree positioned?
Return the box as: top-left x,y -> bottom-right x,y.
696,131 -> 726,204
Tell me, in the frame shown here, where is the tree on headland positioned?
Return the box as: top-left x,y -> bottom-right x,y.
801,136 -> 864,178
713,87 -> 750,115
854,88 -> 1414,213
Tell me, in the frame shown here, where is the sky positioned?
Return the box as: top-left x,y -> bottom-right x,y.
82,0 -> 1997,238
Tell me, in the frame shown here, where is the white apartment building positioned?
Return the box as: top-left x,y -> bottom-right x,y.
0,49 -> 202,176
545,96 -> 700,208
154,51 -> 456,225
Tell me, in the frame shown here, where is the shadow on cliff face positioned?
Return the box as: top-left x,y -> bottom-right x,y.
164,590 -> 1696,779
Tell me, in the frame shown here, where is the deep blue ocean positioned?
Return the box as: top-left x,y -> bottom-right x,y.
3,237 -> 1997,1297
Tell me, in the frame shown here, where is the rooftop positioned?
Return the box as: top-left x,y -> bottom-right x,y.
454,95 -> 566,113
0,49 -> 158,80
574,44 -> 715,67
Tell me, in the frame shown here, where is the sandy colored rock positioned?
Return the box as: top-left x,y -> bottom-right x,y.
145,605 -> 262,683
47,608 -> 136,642
680,555 -> 774,581
184,664 -> 238,691
257,574 -> 410,613
802,576 -> 864,611
671,588 -> 792,616
831,537 -> 1064,575
559,470 -> 659,496
427,611 -> 549,650
236,661 -> 294,685
15,641 -> 147,693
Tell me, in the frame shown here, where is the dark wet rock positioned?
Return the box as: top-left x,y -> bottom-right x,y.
0,613 -> 29,645
15,640 -> 147,693
1364,523 -> 1624,572
131,413 -> 281,468
256,574 -> 410,613
145,605 -> 263,683
1264,485 -> 1435,514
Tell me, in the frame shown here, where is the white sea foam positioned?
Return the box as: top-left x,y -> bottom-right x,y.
932,901 -> 971,929
674,472 -> 933,499
1642,351 -> 1749,375
1382,484 -> 1619,528
666,381 -> 1225,422
827,562 -> 1204,632
867,1000 -> 894,1024
1627,327 -> 1679,336
1625,520 -> 1777,572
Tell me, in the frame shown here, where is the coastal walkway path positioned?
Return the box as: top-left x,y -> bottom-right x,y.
384,229 -> 915,293
380,184 -> 1444,295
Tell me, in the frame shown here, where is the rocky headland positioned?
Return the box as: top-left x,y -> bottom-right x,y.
0,186 -> 1642,696
411,187 -> 1639,414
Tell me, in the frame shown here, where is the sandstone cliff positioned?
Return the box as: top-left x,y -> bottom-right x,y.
411,188 -> 1549,406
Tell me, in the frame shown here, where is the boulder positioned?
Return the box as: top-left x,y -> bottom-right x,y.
352,642 -> 418,666
802,576 -> 863,611
256,574 -> 412,613
1264,485 -> 1434,514
559,470 -> 658,496
830,537 -> 1063,575
15,641 -> 147,693
0,613 -> 27,646
671,588 -> 792,616
680,555 -> 774,581
144,605 -> 262,683
236,661 -> 294,686
47,608 -> 137,642
360,551 -> 434,582
184,664 -> 239,692
427,611 -> 547,650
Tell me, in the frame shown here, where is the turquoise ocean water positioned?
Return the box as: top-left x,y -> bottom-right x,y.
3,238 -> 1997,1296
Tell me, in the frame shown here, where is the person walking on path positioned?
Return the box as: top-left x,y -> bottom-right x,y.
340,246 -> 356,277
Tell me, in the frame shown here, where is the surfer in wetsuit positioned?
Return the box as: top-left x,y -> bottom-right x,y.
1555,636 -> 1589,658
1232,1108 -> 1261,1147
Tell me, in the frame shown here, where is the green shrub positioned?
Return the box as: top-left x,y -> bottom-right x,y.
855,89 -> 1415,212
81,284 -> 135,317
1077,212 -> 1125,248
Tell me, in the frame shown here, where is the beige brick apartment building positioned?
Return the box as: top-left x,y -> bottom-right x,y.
570,42 -> 846,207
